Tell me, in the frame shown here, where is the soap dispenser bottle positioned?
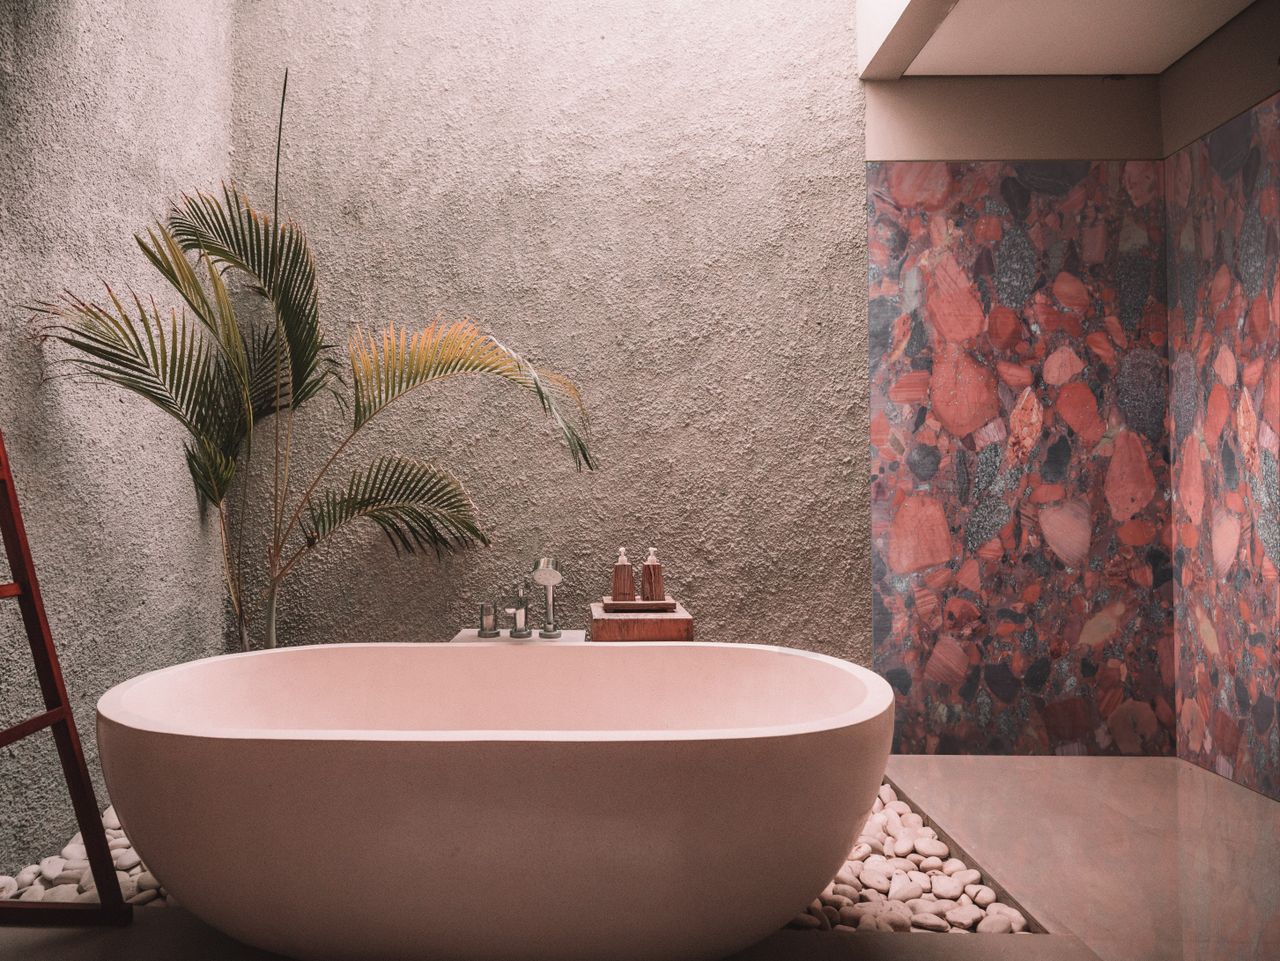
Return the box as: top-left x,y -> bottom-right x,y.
641,547 -> 665,602
612,548 -> 636,601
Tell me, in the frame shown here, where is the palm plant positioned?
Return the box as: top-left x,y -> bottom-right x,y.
33,79 -> 592,650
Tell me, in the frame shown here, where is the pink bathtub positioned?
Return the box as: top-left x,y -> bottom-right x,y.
97,642 -> 893,961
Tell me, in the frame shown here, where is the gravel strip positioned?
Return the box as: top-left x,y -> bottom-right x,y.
2,806 -> 171,908
789,781 -> 1033,935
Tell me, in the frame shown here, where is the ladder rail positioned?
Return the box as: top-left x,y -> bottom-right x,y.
0,432 -> 131,926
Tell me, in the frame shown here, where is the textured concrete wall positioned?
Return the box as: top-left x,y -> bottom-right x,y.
0,1 -> 233,870
229,1 -> 869,660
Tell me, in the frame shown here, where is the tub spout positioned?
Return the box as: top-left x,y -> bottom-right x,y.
505,582 -> 532,639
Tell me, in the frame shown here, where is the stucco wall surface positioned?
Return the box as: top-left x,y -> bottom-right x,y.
0,0 -> 233,870
228,1 -> 870,662
0,0 -> 868,866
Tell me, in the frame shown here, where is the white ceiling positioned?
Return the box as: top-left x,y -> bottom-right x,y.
904,0 -> 1255,75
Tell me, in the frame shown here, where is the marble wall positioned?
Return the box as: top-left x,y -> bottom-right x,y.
869,160 -> 1176,756
869,93 -> 1280,801
1168,90 -> 1280,799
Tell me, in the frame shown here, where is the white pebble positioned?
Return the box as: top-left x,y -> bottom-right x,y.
952,869 -> 982,887
885,800 -> 911,816
945,904 -> 985,930
986,903 -> 1028,932
941,858 -> 967,875
919,856 -> 944,872
44,884 -> 79,903
878,784 -> 897,806
61,843 -> 87,861
965,884 -> 996,907
915,837 -> 950,858
977,914 -> 1014,933
15,865 -> 40,888
892,834 -> 917,857
930,875 -> 964,900
102,807 -> 121,830
883,809 -> 903,837
0,876 -> 15,900
859,868 -> 891,894
19,885 -> 46,902
107,837 -> 132,851
113,850 -> 141,871
887,875 -> 923,902
38,857 -> 66,884
906,898 -> 946,916
912,913 -> 949,932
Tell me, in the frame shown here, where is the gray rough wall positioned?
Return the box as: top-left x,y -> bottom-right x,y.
0,1 -> 233,870
230,0 -> 870,661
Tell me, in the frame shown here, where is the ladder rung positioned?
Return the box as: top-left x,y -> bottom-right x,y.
0,582 -> 20,598
0,900 -> 132,926
0,707 -> 66,750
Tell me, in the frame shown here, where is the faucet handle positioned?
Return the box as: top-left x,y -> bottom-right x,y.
505,580 -> 532,638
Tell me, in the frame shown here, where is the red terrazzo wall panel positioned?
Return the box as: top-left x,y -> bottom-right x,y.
869,160 -> 1176,756
1168,91 -> 1280,800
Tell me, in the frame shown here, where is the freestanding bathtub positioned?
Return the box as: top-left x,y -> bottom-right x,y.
97,642 -> 893,961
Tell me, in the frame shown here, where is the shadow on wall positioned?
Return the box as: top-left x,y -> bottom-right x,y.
1169,90 -> 1280,801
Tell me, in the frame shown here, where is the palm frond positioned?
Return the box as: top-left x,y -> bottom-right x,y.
166,182 -> 337,409
349,320 -> 593,469
137,224 -> 253,422
35,288 -> 246,504
244,322 -> 287,419
302,455 -> 487,556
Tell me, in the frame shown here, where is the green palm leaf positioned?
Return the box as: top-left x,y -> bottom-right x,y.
302,455 -> 486,556
350,320 -> 592,469
137,224 -> 254,422
35,288 -> 245,504
166,182 -> 337,410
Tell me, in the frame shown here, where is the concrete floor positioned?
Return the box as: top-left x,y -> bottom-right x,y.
887,754 -> 1280,961
3,756 -> 1273,961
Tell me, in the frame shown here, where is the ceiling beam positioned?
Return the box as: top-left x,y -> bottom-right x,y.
858,0 -> 959,80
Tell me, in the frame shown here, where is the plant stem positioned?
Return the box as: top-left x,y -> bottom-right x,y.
215,503 -> 248,651
264,581 -> 279,650
273,68 -> 288,226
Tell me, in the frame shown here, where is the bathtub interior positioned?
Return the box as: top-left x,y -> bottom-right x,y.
98,642 -> 891,739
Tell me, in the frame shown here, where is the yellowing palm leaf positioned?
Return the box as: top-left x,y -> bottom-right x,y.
349,320 -> 592,469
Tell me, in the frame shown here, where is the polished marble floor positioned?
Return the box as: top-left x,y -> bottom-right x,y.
2,756 -> 1273,961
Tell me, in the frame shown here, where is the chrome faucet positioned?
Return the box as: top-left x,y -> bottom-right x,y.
505,582 -> 532,639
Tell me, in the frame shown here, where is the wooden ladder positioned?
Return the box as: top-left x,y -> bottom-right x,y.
0,431 -> 130,925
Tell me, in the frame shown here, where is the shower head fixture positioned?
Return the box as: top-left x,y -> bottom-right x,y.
531,557 -> 563,638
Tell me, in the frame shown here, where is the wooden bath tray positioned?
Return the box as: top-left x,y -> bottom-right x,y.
601,594 -> 677,612
590,602 -> 693,642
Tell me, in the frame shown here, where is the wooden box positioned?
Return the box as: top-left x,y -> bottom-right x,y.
589,602 -> 693,642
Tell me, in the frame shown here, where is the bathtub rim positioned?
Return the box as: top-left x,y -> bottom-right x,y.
97,641 -> 893,743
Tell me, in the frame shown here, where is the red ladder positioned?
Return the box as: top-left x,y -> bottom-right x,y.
0,431 -> 130,925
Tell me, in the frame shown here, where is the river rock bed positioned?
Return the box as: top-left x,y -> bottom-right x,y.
1,806 -> 171,908
789,781 -> 1034,935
